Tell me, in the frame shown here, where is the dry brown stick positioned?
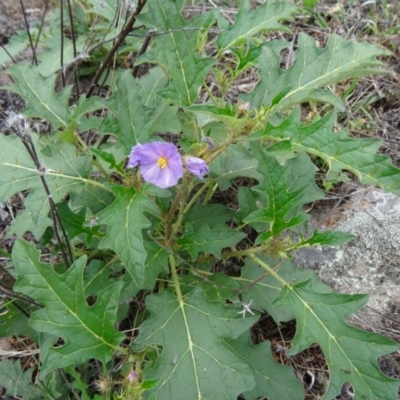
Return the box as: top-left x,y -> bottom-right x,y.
86,0 -> 148,98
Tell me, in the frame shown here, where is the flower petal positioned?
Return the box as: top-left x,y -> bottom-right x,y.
127,143 -> 142,168
127,141 -> 184,188
185,156 -> 209,178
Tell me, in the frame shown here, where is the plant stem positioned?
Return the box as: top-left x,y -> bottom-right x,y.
86,0 -> 148,97
202,82 -> 220,106
249,254 -> 288,287
169,255 -> 183,302
170,180 -> 210,238
165,176 -> 191,243
202,181 -> 218,205
76,135 -> 113,182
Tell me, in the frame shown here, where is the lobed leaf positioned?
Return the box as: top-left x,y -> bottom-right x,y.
275,280 -> 400,399
287,229 -> 355,251
106,70 -> 181,151
183,203 -> 234,230
242,255 -> 400,398
265,110 -> 400,195
136,0 -> 216,105
210,143 -> 260,190
134,289 -> 258,399
238,255 -> 332,323
242,33 -> 390,112
225,332 -> 304,400
12,240 -> 125,377
3,65 -> 71,128
0,134 -> 94,238
245,146 -> 324,243
0,360 -> 43,399
96,184 -> 159,287
177,223 -> 246,261
217,0 -> 298,51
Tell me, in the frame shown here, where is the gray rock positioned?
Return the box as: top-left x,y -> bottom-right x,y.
293,187 -> 400,335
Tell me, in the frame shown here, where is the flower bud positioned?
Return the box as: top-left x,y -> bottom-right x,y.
185,156 -> 209,179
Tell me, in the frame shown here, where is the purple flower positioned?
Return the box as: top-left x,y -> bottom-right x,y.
185,156 -> 209,179
128,142 -> 184,188
127,371 -> 139,383
242,102 -> 251,111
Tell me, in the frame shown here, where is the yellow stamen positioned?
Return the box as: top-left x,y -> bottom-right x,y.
157,157 -> 168,169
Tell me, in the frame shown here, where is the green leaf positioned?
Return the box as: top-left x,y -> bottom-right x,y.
274,280 -> 400,399
287,229 -> 355,251
12,240 -> 125,376
225,333 -> 304,400
96,184 -> 159,287
0,31 -> 30,67
36,35 -> 81,77
0,360 -> 43,399
106,70 -> 181,151
70,183 -> 115,215
3,65 -> 71,128
86,0 -> 118,21
84,259 -> 120,296
136,0 -> 216,105
120,240 -> 170,299
0,302 -> 39,341
235,186 -> 268,232
134,289 -> 258,399
0,135 -> 94,238
56,201 -> 101,245
7,209 -> 52,240
245,147 -> 324,243
179,272 -> 240,303
243,33 -> 390,112
186,104 -> 237,126
183,203 -> 234,230
238,255 -> 332,323
177,224 -> 246,261
217,0 -> 297,51
210,143 -> 260,190
266,110 -> 400,195
71,94 -> 105,126
137,66 -> 169,107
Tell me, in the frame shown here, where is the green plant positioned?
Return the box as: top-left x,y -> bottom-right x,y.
0,0 -> 399,399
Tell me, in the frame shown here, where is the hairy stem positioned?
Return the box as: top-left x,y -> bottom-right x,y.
169,255 -> 183,302
249,254 -> 288,287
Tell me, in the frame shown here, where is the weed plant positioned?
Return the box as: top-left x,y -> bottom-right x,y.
0,0 -> 399,399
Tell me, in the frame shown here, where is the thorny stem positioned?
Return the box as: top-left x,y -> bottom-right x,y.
222,243 -> 274,259
202,82 -> 220,107
202,181 -> 218,205
170,177 -> 209,238
165,175 -> 191,243
249,255 -> 288,287
75,136 -> 113,182
182,181 -> 211,214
